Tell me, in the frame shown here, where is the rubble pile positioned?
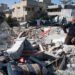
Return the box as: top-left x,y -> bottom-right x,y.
26,44 -> 75,75
0,25 -> 75,75
19,26 -> 75,75
21,26 -> 66,51
0,21 -> 14,50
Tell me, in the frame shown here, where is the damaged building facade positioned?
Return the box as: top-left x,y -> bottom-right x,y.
11,0 -> 52,22
47,4 -> 75,16
47,4 -> 75,23
12,0 -> 40,22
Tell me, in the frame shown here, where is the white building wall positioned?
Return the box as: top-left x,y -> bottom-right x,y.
60,9 -> 75,21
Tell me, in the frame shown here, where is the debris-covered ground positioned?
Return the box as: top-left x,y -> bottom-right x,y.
0,21 -> 13,51
0,22 -> 75,75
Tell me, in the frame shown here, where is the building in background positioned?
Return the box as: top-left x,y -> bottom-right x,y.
47,0 -> 75,17
38,0 -> 51,4
38,0 -> 52,12
47,4 -> 75,16
47,4 -> 75,22
0,3 -> 9,12
11,0 -> 52,22
12,0 -> 40,22
47,5 -> 61,16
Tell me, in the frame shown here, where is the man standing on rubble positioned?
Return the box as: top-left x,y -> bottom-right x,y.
65,18 -> 75,45
61,17 -> 68,33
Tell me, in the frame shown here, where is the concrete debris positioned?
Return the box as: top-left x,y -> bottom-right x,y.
0,26 -> 75,75
38,43 -> 44,51
0,21 -> 13,51
56,70 -> 75,75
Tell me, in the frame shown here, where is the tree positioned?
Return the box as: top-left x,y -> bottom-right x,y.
6,16 -> 19,27
0,12 -> 5,24
27,8 -> 49,21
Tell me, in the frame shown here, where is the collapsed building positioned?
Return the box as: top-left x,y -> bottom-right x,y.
0,1 -> 75,75
0,26 -> 74,75
0,16 -> 74,74
0,21 -> 13,50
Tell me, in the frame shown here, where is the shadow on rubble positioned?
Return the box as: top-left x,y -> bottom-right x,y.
26,51 -> 68,75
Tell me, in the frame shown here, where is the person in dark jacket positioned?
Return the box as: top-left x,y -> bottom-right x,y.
65,18 -> 75,45
61,17 -> 68,33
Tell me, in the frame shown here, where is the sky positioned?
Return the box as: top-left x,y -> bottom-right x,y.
52,0 -> 75,4
0,0 -> 20,7
0,0 -> 75,7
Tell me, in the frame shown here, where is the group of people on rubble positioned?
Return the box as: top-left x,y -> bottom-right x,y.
61,17 -> 75,45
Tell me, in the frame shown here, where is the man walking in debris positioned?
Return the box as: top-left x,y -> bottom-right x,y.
65,18 -> 75,45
